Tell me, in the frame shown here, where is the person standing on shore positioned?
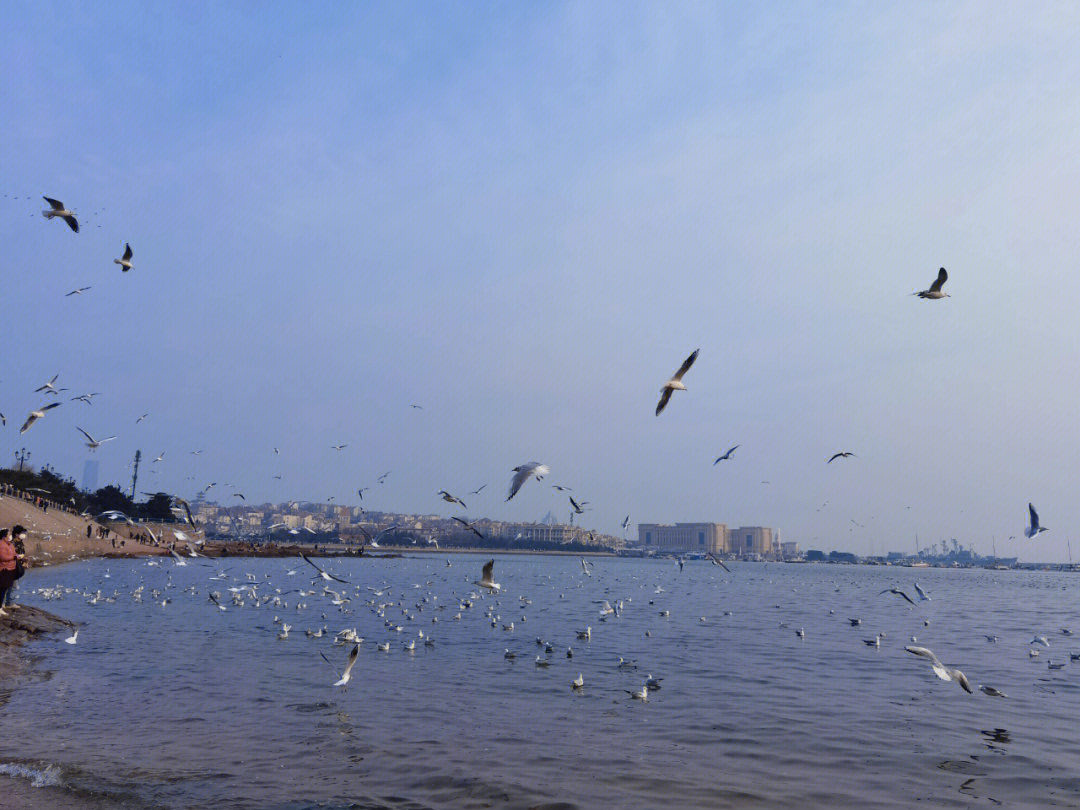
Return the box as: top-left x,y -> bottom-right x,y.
0,529 -> 19,618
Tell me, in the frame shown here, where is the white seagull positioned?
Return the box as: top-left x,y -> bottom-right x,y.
64,630 -> 78,645
321,644 -> 359,689
42,197 -> 78,232
507,462 -> 549,501
76,426 -> 117,451
1026,503 -> 1048,538
300,553 -> 349,585
114,243 -> 133,271
904,645 -> 973,693
20,402 -> 61,434
655,349 -> 698,416
914,267 -> 949,299
475,559 -> 501,592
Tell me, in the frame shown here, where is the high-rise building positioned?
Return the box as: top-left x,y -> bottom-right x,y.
81,460 -> 99,492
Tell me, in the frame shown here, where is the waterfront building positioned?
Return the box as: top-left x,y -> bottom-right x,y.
728,526 -> 775,556
636,523 -> 728,555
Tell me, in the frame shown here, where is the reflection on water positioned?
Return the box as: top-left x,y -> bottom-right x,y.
3,557 -> 1080,809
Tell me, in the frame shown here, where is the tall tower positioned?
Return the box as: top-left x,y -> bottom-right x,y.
130,450 -> 141,500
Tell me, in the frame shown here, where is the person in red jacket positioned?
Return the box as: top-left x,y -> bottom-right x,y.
0,529 -> 18,617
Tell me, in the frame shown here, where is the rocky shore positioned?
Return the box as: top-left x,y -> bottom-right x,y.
0,605 -> 75,683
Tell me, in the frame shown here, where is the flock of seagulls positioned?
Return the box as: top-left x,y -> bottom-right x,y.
27,550 -> 1053,715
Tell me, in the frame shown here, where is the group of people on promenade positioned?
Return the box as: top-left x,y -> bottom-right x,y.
0,482 -> 81,517
0,525 -> 28,616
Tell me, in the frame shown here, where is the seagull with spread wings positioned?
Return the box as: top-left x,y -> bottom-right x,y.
507,462 -> 549,500
114,243 -> 133,271
321,644 -> 360,690
75,426 -> 117,450
300,553 -> 349,585
713,445 -> 739,464
65,286 -> 91,297
452,516 -> 483,539
1026,503 -> 1048,538
475,559 -> 501,592
20,402 -> 61,433
656,349 -> 698,416
914,267 -> 949,299
827,451 -> 856,463
42,197 -> 78,232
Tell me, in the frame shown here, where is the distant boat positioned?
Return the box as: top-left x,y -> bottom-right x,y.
911,561 -> 929,568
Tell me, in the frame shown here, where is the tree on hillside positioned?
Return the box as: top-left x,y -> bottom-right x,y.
139,492 -> 176,522
89,485 -> 136,516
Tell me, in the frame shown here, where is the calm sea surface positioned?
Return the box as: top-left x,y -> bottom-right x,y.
1,555 -> 1079,809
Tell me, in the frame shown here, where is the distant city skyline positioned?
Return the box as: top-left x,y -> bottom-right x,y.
4,3 -> 1080,562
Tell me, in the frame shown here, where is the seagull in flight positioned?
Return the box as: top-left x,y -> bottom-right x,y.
713,445 -> 739,464
507,462 -> 549,500
568,495 -> 587,515
65,286 -> 91,297
913,582 -> 931,602
914,267 -> 949,299
655,349 -> 698,416
1026,503 -> 1048,538
20,402 -> 61,433
904,646 -> 972,693
827,452 -> 856,463
75,427 -> 117,450
880,587 -> 916,606
475,559 -> 501,592
706,554 -> 731,573
42,197 -> 78,232
452,516 -> 483,539
114,243 -> 133,272
330,444 -> 347,451
438,490 -> 467,509
300,553 -> 349,585
321,644 -> 360,690
35,374 -> 61,394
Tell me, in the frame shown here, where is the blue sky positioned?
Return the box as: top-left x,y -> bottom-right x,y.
4,2 -> 1080,560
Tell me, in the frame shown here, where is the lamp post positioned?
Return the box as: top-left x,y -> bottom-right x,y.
14,448 -> 30,472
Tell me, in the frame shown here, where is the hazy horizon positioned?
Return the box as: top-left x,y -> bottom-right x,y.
4,2 -> 1080,562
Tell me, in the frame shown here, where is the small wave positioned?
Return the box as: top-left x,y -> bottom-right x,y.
0,761 -> 65,788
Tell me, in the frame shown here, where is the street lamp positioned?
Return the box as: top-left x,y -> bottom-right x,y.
14,448 -> 30,472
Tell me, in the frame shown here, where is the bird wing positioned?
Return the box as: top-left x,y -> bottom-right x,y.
904,645 -> 942,665
507,466 -> 532,500
319,651 -> 343,680
481,559 -> 494,583
42,402 -> 61,412
655,387 -> 673,416
671,349 -> 699,381
1029,503 -> 1039,530
43,196 -> 64,210
19,413 -> 37,433
342,644 -> 360,678
75,426 -> 96,443
64,215 -> 79,232
300,553 -> 325,575
123,243 -> 132,260
827,453 -> 841,463
929,267 -> 947,293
